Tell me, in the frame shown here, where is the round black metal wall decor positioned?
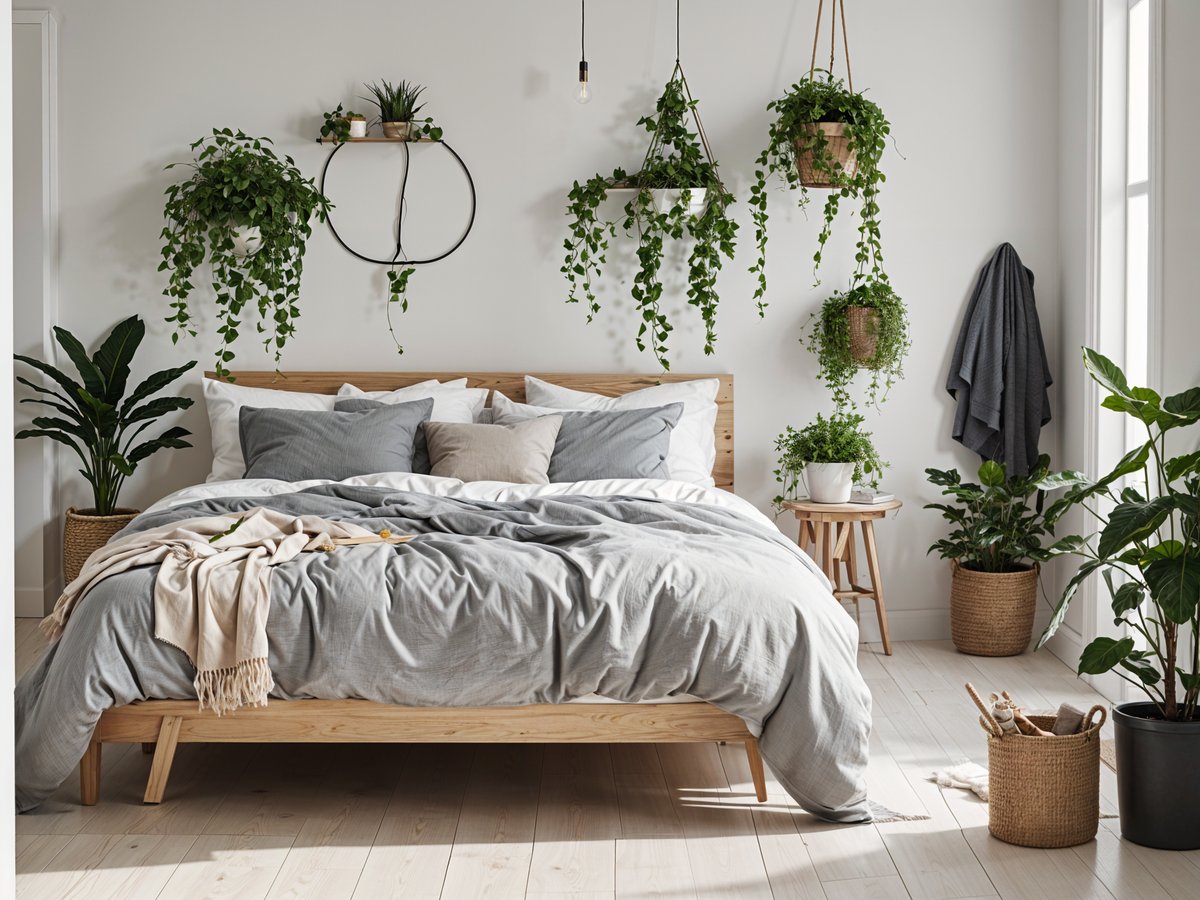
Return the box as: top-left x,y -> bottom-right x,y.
317,138 -> 477,266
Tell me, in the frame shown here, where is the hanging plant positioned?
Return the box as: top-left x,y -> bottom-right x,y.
562,65 -> 738,370
161,129 -> 330,380
803,279 -> 910,409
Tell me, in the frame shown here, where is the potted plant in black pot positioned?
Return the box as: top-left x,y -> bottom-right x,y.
925,456 -> 1082,657
774,411 -> 885,506
14,316 -> 196,584
1037,349 -> 1200,850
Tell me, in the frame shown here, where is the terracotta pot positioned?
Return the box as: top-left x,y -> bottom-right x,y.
793,122 -> 858,188
846,305 -> 880,364
949,562 -> 1038,656
63,507 -> 139,585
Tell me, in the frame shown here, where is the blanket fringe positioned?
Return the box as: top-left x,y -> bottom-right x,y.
194,657 -> 273,716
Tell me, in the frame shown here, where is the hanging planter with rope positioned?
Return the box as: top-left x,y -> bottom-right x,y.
747,0 -> 893,304
562,1 -> 738,371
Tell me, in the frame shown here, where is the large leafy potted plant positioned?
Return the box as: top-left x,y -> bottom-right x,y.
563,65 -> 738,370
774,411 -> 885,506
1037,349 -> 1200,850
805,279 -> 910,408
161,128 -> 331,380
361,80 -> 442,141
748,71 -> 891,301
926,457 -> 1082,657
14,316 -> 196,584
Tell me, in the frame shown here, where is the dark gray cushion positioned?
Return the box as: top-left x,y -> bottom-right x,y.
335,397 -> 434,474
492,400 -> 683,482
239,398 -> 433,481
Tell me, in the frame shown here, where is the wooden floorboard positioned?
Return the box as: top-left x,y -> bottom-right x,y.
15,632 -> 1168,900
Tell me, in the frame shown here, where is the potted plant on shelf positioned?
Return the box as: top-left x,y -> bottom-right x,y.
362,80 -> 442,141
805,279 -> 910,408
14,316 -> 196,584
160,128 -> 331,380
748,70 -> 891,302
774,411 -> 885,506
319,104 -> 367,142
1036,349 -> 1200,850
925,456 -> 1081,657
563,65 -> 739,370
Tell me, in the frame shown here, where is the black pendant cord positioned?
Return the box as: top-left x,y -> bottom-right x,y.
675,0 -> 680,63
318,139 -> 477,266
581,0 -> 586,59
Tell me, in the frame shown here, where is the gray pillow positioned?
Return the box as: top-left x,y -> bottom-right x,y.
239,398 -> 433,481
335,397 -> 434,474
492,399 -> 683,482
424,417 -> 563,484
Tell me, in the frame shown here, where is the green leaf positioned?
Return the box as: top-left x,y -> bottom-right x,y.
1143,555 -> 1200,624
1109,580 -> 1145,616
1165,450 -> 1200,483
127,425 -> 192,464
1078,636 -> 1135,675
978,460 -> 1006,487
92,315 -> 145,403
1119,658 -> 1161,685
1162,386 -> 1200,421
53,326 -> 106,399
120,361 -> 197,416
124,396 -> 192,425
1034,470 -> 1090,491
1037,558 -> 1106,648
107,452 -> 135,477
1097,496 -> 1175,558
1083,347 -> 1132,399
14,354 -> 85,408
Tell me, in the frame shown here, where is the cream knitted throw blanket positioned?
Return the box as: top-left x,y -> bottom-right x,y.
43,508 -> 381,714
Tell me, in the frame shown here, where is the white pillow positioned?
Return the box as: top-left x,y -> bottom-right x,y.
338,380 -> 488,423
523,376 -> 719,487
202,377 -> 345,482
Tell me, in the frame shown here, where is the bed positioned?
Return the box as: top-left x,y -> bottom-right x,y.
15,372 -> 874,823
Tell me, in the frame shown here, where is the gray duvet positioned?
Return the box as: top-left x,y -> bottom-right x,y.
15,484 -> 872,821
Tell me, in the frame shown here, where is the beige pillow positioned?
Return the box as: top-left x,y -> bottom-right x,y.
424,417 -> 563,484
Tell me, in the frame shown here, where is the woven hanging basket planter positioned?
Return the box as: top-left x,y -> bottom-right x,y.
950,562 -> 1038,657
972,691 -> 1107,849
793,122 -> 859,188
63,507 -> 139,585
846,305 -> 880,364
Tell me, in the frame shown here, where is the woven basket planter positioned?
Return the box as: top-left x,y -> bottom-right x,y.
846,305 -> 880,363
950,562 -> 1038,656
985,708 -> 1106,848
63,507 -> 139,585
793,122 -> 858,188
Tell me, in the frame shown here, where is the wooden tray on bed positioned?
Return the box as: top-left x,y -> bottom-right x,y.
83,372 -> 765,806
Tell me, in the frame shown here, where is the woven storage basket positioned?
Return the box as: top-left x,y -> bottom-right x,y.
63,507 -> 139,585
793,122 -> 858,188
846,305 -> 880,363
969,687 -> 1107,848
950,562 -> 1038,656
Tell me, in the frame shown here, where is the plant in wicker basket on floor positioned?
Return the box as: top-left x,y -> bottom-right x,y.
1036,349 -> 1200,850
14,316 -> 196,583
925,456 -> 1083,657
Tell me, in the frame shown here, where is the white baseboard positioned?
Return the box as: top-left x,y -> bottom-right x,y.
840,605 -> 951,644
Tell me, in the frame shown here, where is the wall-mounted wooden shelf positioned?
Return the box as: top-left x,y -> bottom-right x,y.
315,136 -> 441,144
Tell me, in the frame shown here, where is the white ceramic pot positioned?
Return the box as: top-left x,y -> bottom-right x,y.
230,224 -> 262,258
804,462 -> 855,503
651,187 -> 708,217
348,118 -> 368,138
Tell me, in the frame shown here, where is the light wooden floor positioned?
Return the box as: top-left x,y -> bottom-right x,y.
14,618 -> 1200,899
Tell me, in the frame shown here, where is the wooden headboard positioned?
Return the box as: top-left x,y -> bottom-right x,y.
212,371 -> 735,491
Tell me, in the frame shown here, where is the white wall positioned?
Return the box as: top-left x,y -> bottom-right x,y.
13,0 -> 1063,635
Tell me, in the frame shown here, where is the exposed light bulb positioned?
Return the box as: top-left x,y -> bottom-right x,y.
576,60 -> 591,104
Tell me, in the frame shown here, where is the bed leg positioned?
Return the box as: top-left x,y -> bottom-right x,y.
142,742 -> 156,755
745,739 -> 767,802
143,716 -> 183,805
80,736 -> 102,806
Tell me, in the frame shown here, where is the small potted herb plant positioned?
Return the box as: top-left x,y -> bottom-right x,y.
319,105 -> 367,142
925,456 -> 1081,657
14,316 -> 196,584
160,128 -> 331,380
1037,349 -> 1200,850
362,80 -> 442,141
563,66 -> 738,370
805,279 -> 910,408
748,70 -> 891,301
774,411 -> 885,506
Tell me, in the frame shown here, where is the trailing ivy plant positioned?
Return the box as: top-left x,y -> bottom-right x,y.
562,67 -> 738,370
319,104 -> 364,143
160,128 -> 331,379
748,71 -> 890,303
803,279 -> 910,409
773,410 -> 886,508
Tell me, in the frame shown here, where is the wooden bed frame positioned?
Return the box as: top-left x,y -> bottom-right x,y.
82,371 -> 767,806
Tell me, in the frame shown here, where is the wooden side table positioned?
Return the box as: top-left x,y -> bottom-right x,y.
781,498 -> 902,655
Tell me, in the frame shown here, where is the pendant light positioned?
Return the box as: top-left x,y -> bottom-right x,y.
576,0 -> 591,104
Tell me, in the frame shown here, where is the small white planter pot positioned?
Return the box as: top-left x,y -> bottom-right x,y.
651,187 -> 708,217
230,224 -> 262,258
804,462 -> 855,503
348,118 -> 368,138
